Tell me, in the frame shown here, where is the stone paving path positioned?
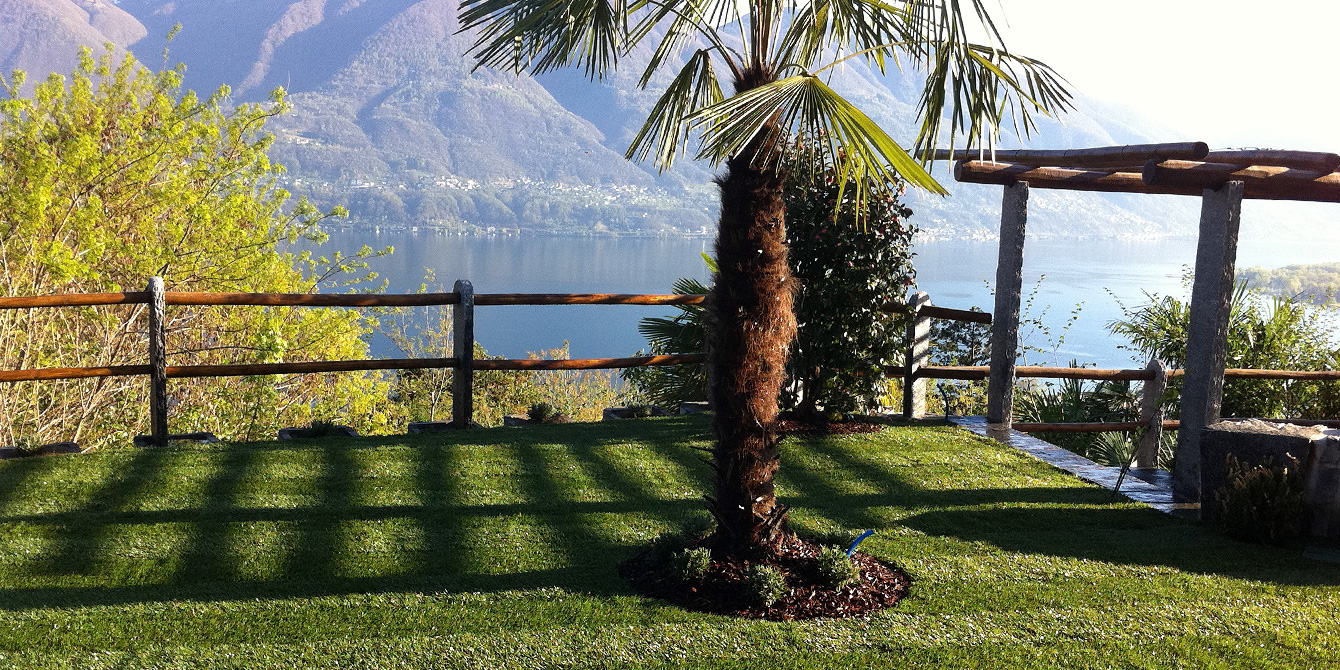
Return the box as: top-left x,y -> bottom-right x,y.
950,416 -> 1196,515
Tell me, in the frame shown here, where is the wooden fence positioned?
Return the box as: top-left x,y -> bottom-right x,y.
889,290 -> 1340,467
0,278 -> 706,446
3,281 -> 1336,459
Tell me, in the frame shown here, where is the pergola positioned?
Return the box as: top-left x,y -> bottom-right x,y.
943,142 -> 1340,504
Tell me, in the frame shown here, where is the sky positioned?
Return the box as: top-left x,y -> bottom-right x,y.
992,0 -> 1340,152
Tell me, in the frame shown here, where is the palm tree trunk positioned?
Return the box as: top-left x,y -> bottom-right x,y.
705,123 -> 797,558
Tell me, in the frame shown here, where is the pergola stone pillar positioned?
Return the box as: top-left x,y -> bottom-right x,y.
987,182 -> 1028,426
1173,181 -> 1244,507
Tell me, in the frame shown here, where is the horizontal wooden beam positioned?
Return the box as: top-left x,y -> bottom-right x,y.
933,142 -> 1208,168
1013,420 -> 1179,433
881,302 -> 991,323
1143,160 -> 1332,188
166,292 -> 461,307
0,292 -> 710,310
1202,149 -> 1340,172
0,365 -> 152,382
165,354 -> 708,378
0,292 -> 149,309
1015,366 -> 1156,380
1014,417 -> 1340,432
955,161 -> 1202,196
1224,368 -> 1340,380
166,358 -> 460,378
473,294 -> 706,306
1143,160 -> 1340,203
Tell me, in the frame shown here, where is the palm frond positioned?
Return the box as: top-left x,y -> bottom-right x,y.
460,0 -> 631,78
891,0 -> 1073,158
688,74 -> 945,194
772,0 -> 906,73
626,49 -> 724,171
630,0 -> 744,87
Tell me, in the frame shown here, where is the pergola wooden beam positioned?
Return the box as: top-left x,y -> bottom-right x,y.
1143,160 -> 1340,202
954,161 -> 1201,196
934,142 -> 1207,168
1202,149 -> 1340,172
956,159 -> 1340,203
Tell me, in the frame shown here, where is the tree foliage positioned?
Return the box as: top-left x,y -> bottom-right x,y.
0,47 -> 395,447
1240,262 -> 1340,306
781,137 -> 915,418
1109,281 -> 1340,421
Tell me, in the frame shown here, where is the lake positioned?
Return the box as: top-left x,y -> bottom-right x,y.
301,228 -> 1337,369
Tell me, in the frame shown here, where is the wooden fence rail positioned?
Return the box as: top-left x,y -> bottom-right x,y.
892,294 -> 1338,468
4,281 -> 1335,453
0,279 -> 712,445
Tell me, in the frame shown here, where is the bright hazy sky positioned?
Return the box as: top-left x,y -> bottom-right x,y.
993,0 -> 1340,151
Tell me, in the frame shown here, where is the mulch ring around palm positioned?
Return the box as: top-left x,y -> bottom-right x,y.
775,417 -> 887,437
619,536 -> 911,621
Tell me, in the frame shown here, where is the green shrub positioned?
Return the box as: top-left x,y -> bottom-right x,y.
647,531 -> 686,563
626,405 -> 657,418
815,546 -> 860,588
1216,454 -> 1309,545
527,403 -> 558,423
781,138 -> 916,419
11,436 -> 41,457
305,420 -> 341,438
670,548 -> 712,582
681,513 -> 715,542
743,564 -> 787,607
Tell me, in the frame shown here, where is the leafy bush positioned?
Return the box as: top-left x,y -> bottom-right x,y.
621,273 -> 710,409
625,405 -> 658,418
304,420 -> 341,438
0,46 -> 396,447
1216,454 -> 1309,545
743,564 -> 788,607
527,403 -> 559,423
10,436 -> 42,457
815,546 -> 859,588
781,138 -> 916,419
1110,280 -> 1340,421
669,548 -> 712,582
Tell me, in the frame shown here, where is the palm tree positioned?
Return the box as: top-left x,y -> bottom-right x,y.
461,0 -> 1072,557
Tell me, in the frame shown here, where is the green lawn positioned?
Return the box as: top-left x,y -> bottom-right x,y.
0,415 -> 1335,669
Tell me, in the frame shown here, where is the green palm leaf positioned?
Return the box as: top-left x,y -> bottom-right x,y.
688,74 -> 945,194
626,49 -> 724,171
462,0 -> 631,78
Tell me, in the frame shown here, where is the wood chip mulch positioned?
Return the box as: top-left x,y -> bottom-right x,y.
618,536 -> 912,621
775,418 -> 887,436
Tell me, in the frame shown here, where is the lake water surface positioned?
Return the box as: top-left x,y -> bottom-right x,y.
305,229 -> 1337,369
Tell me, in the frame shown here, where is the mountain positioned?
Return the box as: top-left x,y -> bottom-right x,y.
5,0 -> 1336,242
0,0 -> 145,80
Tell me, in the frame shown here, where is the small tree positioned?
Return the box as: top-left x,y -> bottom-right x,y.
782,139 -> 915,419
0,47 -> 393,446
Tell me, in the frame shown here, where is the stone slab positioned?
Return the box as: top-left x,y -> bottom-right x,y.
952,416 -> 1191,515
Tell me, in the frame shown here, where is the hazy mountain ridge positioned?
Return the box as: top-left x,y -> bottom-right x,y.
6,0 -> 1335,242
0,0 -> 144,80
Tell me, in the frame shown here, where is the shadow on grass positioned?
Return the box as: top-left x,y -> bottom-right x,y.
2,417 -> 1335,612
900,505 -> 1340,586
0,419 -> 712,611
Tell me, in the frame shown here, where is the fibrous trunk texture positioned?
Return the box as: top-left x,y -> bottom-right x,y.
706,124 -> 797,558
